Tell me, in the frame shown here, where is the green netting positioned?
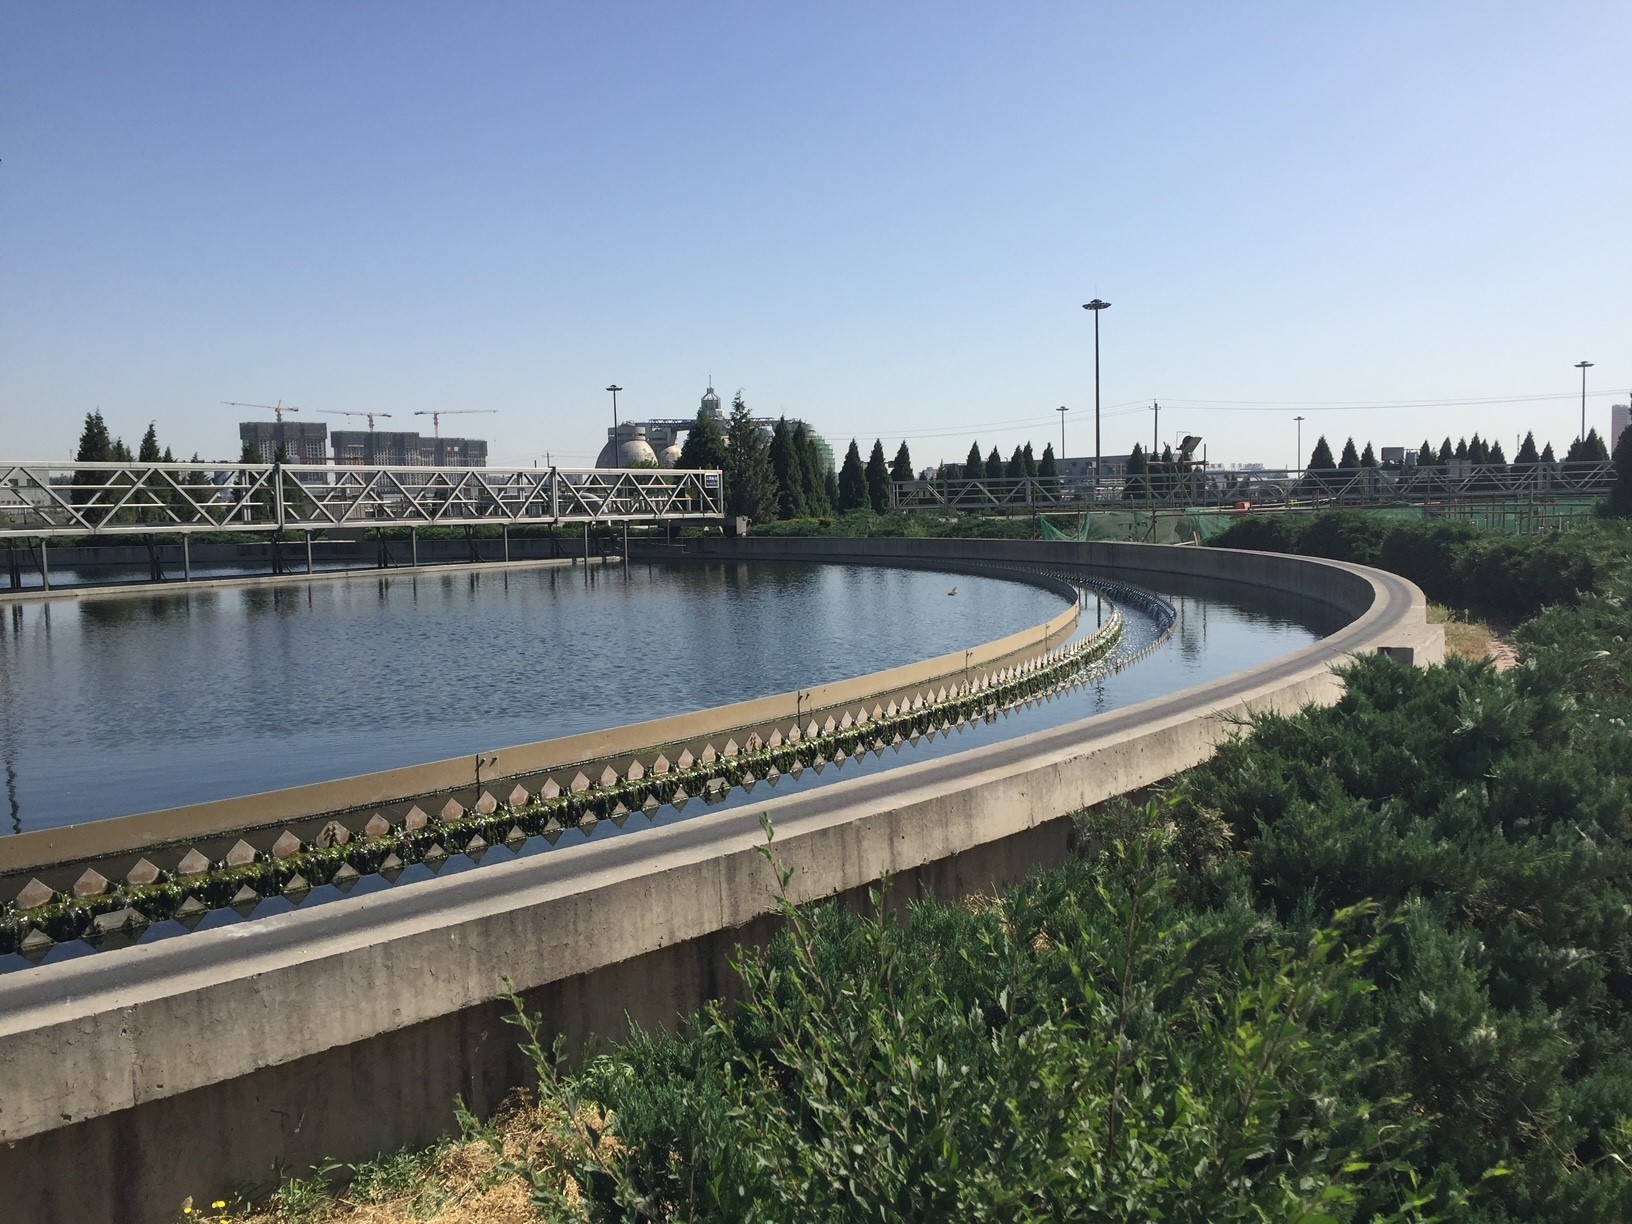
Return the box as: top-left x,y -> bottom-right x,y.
1039,510 -> 1238,543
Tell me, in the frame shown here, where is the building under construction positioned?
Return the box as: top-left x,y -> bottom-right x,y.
237,420 -> 487,467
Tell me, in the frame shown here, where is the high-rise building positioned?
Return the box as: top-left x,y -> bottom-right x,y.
1614,403 -> 1630,453
238,420 -> 328,464
331,430 -> 487,467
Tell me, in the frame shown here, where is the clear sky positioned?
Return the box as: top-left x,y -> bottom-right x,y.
3,2 -> 1628,472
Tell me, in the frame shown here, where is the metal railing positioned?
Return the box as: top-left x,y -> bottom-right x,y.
0,462 -> 724,539
892,460 -> 1616,513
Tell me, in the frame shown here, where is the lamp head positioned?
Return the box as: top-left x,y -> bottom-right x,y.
1082,299 -> 1111,312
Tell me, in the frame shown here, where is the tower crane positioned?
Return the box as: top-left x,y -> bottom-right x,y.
222,400 -> 299,421
412,409 -> 497,437
316,410 -> 393,431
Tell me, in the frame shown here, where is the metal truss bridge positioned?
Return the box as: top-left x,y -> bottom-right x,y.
0,462 -> 724,540
892,460 -> 1616,515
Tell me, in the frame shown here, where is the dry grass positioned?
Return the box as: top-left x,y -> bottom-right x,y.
1428,604 -> 1506,666
186,1092 -> 614,1224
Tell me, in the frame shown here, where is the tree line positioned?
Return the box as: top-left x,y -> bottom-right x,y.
1300,428 -> 1613,474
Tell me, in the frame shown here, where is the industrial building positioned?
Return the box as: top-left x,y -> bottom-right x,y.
238,421 -> 330,465
596,383 -> 834,472
237,420 -> 488,467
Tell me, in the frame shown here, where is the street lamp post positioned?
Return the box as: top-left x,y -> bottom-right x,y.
1056,405 -> 1068,467
1082,299 -> 1110,497
1294,415 -> 1305,474
1575,361 -> 1594,446
605,384 -> 623,467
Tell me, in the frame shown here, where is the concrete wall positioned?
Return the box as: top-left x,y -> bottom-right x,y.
0,540 -> 1440,1223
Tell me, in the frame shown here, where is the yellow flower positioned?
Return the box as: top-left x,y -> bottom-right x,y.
212,1204 -> 226,1212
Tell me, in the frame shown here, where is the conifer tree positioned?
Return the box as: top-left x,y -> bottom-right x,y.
1515,431 -> 1540,470
985,447 -> 1004,482
1338,438 -> 1361,469
768,418 -> 808,519
725,393 -> 778,523
1454,438 -> 1469,462
889,441 -> 914,484
1609,420 -> 1632,517
679,405 -> 729,474
1437,438 -> 1454,466
1123,442 -> 1147,500
966,442 -> 984,475
793,424 -> 830,515
1417,440 -> 1436,468
1021,442 -> 1036,477
1488,440 -> 1507,466
1307,436 -> 1337,470
72,410 -> 114,505
837,440 -> 867,512
864,439 -> 890,513
1468,434 -> 1489,465
1005,446 -> 1025,480
138,422 -> 161,463
1360,442 -> 1377,468
1541,442 -> 1557,464
1038,443 -> 1058,490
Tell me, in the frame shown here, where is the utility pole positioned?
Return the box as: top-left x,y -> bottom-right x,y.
1082,300 -> 1111,495
1152,401 -> 1159,457
1575,361 -> 1594,444
1294,415 -> 1306,473
1056,405 -> 1068,463
606,384 -> 623,467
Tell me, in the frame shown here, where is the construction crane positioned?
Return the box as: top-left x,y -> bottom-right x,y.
412,409 -> 496,438
316,410 -> 393,431
222,400 -> 299,421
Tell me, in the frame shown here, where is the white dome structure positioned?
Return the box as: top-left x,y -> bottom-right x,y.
657,443 -> 684,467
595,424 -> 659,468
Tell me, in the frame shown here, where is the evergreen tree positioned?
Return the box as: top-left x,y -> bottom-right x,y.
864,439 -> 890,513
1541,442 -> 1557,465
1609,420 -> 1632,517
161,446 -> 174,463
1359,442 -> 1377,468
1515,431 -> 1540,471
1454,438 -> 1469,462
1038,443 -> 1058,490
1437,438 -> 1454,466
678,405 -> 729,474
824,469 -> 840,509
837,440 -> 867,512
793,424 -> 830,515
1122,441 -> 1148,500
1156,444 -> 1176,497
1022,442 -> 1036,478
1488,440 -> 1507,466
1586,428 -> 1609,461
889,441 -> 914,485
966,442 -> 984,475
1005,446 -> 1025,480
1468,434 -> 1489,465
985,447 -> 1004,482
138,422 -> 161,463
1338,438 -> 1360,469
768,418 -> 808,520
1308,436 -> 1337,470
72,410 -> 115,505
938,462 -> 961,482
1417,440 -> 1435,468
725,394 -> 778,523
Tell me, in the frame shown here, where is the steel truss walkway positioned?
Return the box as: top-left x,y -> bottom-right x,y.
0,462 -> 724,539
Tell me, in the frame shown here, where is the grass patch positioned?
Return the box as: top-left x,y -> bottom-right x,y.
1426,603 -> 1498,663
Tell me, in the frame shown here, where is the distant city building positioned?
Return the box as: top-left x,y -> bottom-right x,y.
238,420 -> 328,464
331,430 -> 487,467
1614,403 -> 1630,452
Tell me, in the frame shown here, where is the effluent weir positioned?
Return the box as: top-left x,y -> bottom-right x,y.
0,535 -> 1443,1224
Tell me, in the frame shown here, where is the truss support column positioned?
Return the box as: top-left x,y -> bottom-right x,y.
182,535 -> 191,582
622,521 -> 628,564
411,528 -> 418,568
38,539 -> 49,592
503,525 -> 510,563
306,532 -> 314,575
582,522 -> 588,565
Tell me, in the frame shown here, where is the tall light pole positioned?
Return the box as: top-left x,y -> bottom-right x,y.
1056,405 -> 1068,465
605,384 -> 622,467
1294,415 -> 1306,473
1575,361 -> 1593,446
1082,299 -> 1110,495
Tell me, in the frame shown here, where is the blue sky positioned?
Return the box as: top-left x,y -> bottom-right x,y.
3,2 -> 1628,471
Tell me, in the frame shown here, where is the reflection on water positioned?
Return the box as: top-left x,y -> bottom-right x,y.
0,562 -> 1067,833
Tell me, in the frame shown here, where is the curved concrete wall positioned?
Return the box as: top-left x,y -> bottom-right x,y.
0,541 -> 1440,1223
